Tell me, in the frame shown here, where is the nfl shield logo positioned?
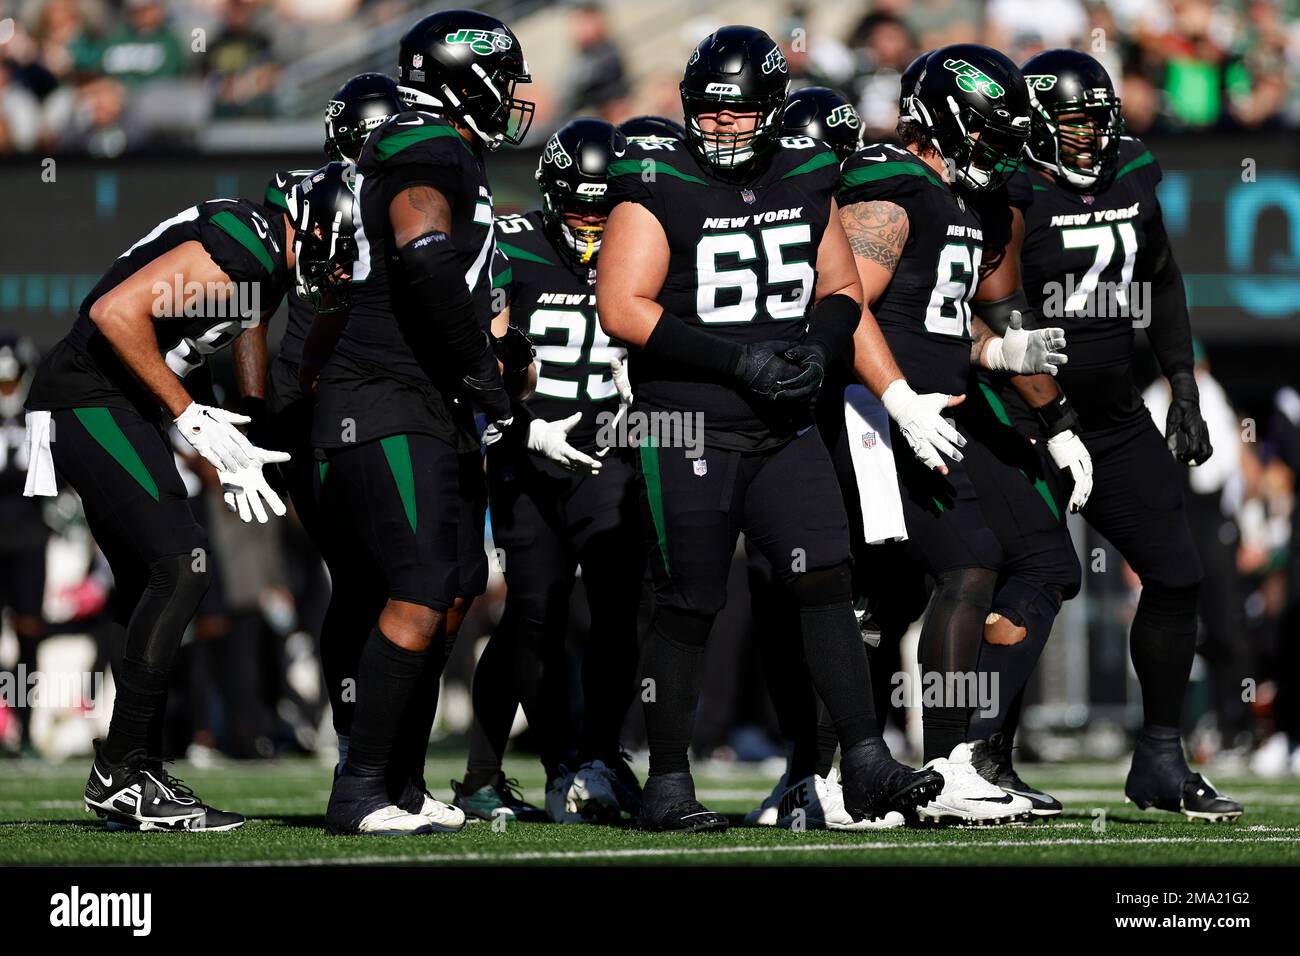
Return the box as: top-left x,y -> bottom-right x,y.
1083,194 -> 1095,205
693,459 -> 708,476
862,431 -> 876,449
741,189 -> 756,204
412,54 -> 424,69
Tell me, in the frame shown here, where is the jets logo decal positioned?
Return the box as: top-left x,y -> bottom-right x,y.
543,135 -> 573,169
326,99 -> 346,118
1025,74 -> 1057,92
826,104 -> 860,128
445,29 -> 513,56
762,47 -> 788,75
943,58 -> 1005,99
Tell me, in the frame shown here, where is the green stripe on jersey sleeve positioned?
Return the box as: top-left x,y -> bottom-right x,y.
495,241 -> 554,266
781,150 -> 840,179
608,158 -> 707,185
210,210 -> 275,276
1115,150 -> 1154,180
374,123 -> 469,161
840,160 -> 944,192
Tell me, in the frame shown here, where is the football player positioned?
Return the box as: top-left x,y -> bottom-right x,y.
781,86 -> 862,161
454,118 -> 644,824
599,25 -> 946,832
984,49 -> 1242,821
234,72 -> 403,778
313,10 -> 535,836
23,191 -> 296,830
836,44 -> 1083,824
618,115 -> 686,143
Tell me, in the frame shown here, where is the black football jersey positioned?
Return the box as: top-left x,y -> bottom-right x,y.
1004,136 -> 1166,432
264,168 -> 316,414
493,210 -> 621,454
27,199 -> 290,419
311,111 -> 497,451
839,144 -> 986,398
606,134 -> 841,451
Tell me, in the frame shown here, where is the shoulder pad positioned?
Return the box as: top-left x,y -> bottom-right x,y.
1115,136 -> 1160,186
839,145 -> 942,203
359,111 -> 474,173
772,137 -> 840,181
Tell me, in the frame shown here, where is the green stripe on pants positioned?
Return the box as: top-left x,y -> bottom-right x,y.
977,384 -> 1061,522
380,434 -> 417,533
639,438 -> 670,575
72,407 -> 160,501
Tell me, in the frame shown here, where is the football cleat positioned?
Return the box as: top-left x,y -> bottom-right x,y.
639,772 -> 729,833
545,767 -> 584,823
969,734 -> 1063,817
600,751 -> 644,817
395,780 -> 465,832
571,760 -> 626,819
918,742 -> 1035,825
451,774 -> 547,822
744,771 -> 788,826
777,769 -> 905,831
840,740 -> 945,823
1125,733 -> 1243,822
326,773 -> 433,836
84,742 -> 242,832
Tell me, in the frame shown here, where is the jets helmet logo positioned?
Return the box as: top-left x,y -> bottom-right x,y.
826,104 -> 860,129
446,29 -> 513,56
762,47 -> 788,75
543,135 -> 573,169
943,59 -> 1006,99
325,99 -> 346,119
1025,74 -> 1058,92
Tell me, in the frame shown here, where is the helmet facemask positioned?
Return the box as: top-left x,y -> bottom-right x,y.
541,188 -> 609,266
1028,96 -> 1123,193
290,185 -> 357,314
401,63 -> 534,151
681,88 -> 784,171
912,94 -> 1028,191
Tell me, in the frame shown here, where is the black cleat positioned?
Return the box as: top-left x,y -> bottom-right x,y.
84,741 -> 243,832
840,739 -> 945,823
638,772 -> 728,833
1126,734 -> 1243,822
326,772 -> 434,835
602,751 -> 644,817
970,734 -> 1062,818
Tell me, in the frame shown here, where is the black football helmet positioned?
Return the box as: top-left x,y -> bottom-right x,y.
781,86 -> 861,161
264,169 -> 313,214
680,25 -> 790,172
618,115 -> 686,142
537,118 -> 626,266
898,49 -> 933,112
1021,49 -> 1123,193
396,10 -> 534,150
325,72 -> 402,162
287,163 -> 358,313
906,43 -> 1030,191
0,332 -> 37,417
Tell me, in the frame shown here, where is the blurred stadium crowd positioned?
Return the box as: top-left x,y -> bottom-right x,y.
0,0 -> 1296,155
1,0 -> 1299,781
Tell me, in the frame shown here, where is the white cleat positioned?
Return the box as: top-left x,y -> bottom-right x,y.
545,767 -> 584,823
356,804 -> 436,836
777,768 -> 905,831
417,793 -> 466,832
919,743 -> 1035,826
570,760 -> 624,819
744,771 -> 788,826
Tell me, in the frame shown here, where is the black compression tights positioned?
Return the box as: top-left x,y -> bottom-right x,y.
918,566 -> 997,763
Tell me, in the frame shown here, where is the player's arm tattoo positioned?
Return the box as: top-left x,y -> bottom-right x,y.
840,200 -> 909,273
970,315 -> 996,365
390,185 -> 453,246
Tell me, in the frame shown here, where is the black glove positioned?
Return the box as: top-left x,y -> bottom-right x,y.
461,333 -> 513,425
780,343 -> 828,402
1166,371 -> 1213,465
492,325 -> 535,375
733,342 -> 814,401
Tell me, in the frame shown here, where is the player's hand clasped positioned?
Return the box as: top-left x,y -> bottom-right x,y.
881,379 -> 967,474
984,311 -> 1068,376
174,402 -> 291,523
733,342 -> 822,402
1046,429 -> 1093,512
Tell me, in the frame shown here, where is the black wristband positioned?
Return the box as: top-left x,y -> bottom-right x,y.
974,288 -> 1033,335
1034,392 -> 1081,438
644,309 -> 743,377
804,293 -> 861,358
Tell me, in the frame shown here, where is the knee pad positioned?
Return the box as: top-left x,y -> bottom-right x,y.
785,562 -> 853,607
651,605 -> 714,649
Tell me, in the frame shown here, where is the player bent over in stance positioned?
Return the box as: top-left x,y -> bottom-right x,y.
454,119 -> 645,824
313,11 -> 536,836
24,195 -> 296,830
598,25 -> 945,833
983,49 -> 1241,821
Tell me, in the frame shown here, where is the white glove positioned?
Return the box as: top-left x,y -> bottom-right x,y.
609,354 -> 634,405
481,415 -> 515,447
984,311 -> 1068,376
881,379 -> 966,472
219,453 -> 290,524
1046,429 -> 1093,513
174,402 -> 257,473
528,413 -> 602,476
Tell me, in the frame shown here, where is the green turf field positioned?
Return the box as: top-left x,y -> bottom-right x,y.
1,755 -> 1296,866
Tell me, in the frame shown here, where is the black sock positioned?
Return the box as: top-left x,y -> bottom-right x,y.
968,581 -> 1062,741
1130,584 -> 1198,729
800,602 -> 879,749
918,568 -> 996,762
387,631 -> 451,796
814,697 -> 838,778
465,613 -> 520,782
345,627 -> 428,779
640,607 -> 711,777
104,660 -> 169,764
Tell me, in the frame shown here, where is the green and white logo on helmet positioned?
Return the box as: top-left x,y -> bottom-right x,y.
1025,75 -> 1058,92
446,28 -> 513,56
543,134 -> 573,169
826,103 -> 860,128
943,58 -> 1006,98
762,47 -> 788,75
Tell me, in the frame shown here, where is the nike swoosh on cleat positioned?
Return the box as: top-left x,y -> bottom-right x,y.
971,794 -> 1015,803
94,766 -> 113,787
